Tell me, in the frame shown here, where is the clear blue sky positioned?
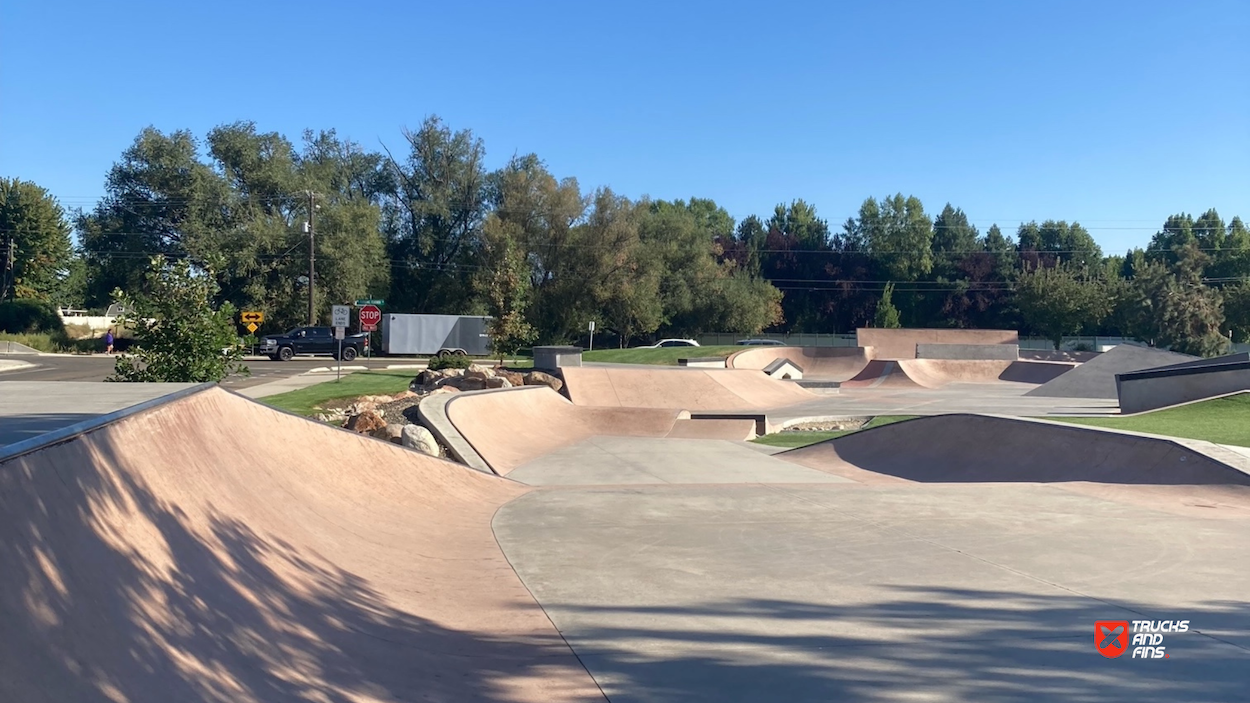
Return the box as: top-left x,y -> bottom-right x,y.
2,0 -> 1247,254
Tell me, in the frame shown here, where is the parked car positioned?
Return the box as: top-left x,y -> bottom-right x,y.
735,339 -> 785,346
259,326 -> 371,361
635,339 -> 700,349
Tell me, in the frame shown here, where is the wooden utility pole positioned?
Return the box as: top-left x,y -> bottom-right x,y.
307,192 -> 316,325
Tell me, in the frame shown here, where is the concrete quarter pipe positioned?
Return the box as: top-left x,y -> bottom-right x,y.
0,387 -> 604,703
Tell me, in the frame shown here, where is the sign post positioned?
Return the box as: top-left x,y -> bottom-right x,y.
588,320 -> 595,352
332,305 -> 350,381
358,304 -> 382,360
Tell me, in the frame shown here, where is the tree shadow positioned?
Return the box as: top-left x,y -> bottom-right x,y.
0,426 -> 599,702
548,590 -> 1250,702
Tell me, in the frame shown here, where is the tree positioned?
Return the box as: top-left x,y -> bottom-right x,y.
1120,243 -> 1227,356
382,116 -> 488,313
0,178 -> 74,301
1014,262 -> 1108,349
860,194 -> 933,282
874,282 -> 901,328
931,204 -> 978,279
1016,220 -> 1101,268
110,257 -> 247,382
476,215 -> 536,361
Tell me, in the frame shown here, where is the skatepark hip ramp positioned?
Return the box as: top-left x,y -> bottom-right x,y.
726,346 -> 873,380
0,386 -> 604,702
444,386 -> 756,474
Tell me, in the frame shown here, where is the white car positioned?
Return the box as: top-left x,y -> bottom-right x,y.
735,339 -> 785,346
636,339 -> 700,349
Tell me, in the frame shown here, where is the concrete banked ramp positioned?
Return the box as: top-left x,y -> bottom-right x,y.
0,387 -> 604,703
728,345 -> 1072,386
780,414 -> 1250,486
559,366 -> 814,410
727,346 -> 874,379
446,386 -> 756,474
1026,344 -> 1197,399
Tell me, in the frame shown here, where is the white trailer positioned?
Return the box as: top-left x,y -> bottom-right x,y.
380,314 -> 492,356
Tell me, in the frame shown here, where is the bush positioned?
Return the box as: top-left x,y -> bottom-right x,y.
428,354 -> 474,371
0,299 -> 65,334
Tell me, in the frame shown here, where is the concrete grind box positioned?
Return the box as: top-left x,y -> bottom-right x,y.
533,346 -> 583,371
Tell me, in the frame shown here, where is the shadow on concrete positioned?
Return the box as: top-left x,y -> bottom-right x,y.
551,590 -> 1250,702
0,424 -> 595,702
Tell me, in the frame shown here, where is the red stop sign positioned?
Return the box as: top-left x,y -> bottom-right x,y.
359,305 -> 382,328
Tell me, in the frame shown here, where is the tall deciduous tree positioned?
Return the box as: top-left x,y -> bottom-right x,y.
0,178 -> 74,301
382,116 -> 488,313
476,215 -> 536,360
1014,262 -> 1109,349
874,282 -> 901,328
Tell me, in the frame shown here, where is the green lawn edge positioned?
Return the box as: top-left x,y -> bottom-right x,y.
752,415 -> 918,448
582,345 -> 743,365
1048,393 -> 1250,448
260,370 -> 416,417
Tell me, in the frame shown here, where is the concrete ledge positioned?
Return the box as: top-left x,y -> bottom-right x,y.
795,380 -> 841,389
689,412 -> 771,436
916,343 -> 1019,361
416,392 -> 497,475
1117,358 -> 1250,414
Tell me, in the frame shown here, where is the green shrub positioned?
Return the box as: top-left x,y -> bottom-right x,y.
0,300 -> 65,334
428,354 -> 474,371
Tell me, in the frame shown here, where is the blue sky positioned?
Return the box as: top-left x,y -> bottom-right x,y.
2,0 -> 1247,254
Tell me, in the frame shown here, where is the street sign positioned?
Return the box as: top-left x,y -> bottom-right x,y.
245,322 -> 259,334
331,305 -> 350,328
334,327 -> 345,340
359,304 -> 382,332
589,321 -> 595,332
241,311 -> 264,323
354,299 -> 385,306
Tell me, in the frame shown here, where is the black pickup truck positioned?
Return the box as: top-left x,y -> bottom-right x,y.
258,327 -> 371,361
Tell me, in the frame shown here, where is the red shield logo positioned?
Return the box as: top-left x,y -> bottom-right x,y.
1095,620 -> 1129,658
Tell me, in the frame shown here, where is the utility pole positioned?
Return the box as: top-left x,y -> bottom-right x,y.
1,237 -> 13,302
307,192 -> 316,325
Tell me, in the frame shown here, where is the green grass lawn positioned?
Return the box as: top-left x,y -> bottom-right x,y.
1053,393 -> 1250,447
0,332 -> 99,354
261,370 -> 416,417
752,416 -> 917,448
582,345 -> 743,365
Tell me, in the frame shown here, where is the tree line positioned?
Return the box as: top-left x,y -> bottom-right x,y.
1,116 -> 1247,354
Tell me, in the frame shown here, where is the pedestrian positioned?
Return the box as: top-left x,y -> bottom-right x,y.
104,328 -> 115,355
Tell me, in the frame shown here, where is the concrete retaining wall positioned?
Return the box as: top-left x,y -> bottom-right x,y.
856,329 -> 1018,360
1117,358 -> 1250,414
916,343 -> 1019,361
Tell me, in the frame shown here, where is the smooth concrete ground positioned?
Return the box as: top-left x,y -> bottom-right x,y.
506,436 -> 850,485
0,381 -> 199,447
775,382 -> 1121,422
495,477 -> 1250,702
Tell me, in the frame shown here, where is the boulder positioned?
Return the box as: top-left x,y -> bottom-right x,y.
372,423 -> 406,444
484,376 -> 512,389
467,364 -> 496,378
391,390 -> 417,401
496,370 -> 525,387
457,377 -> 488,391
315,411 -> 348,426
401,424 -> 440,456
429,385 -> 461,395
345,409 -> 387,435
523,370 -> 564,393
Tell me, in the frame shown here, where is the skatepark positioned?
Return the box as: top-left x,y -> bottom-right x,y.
2,329 -> 1250,702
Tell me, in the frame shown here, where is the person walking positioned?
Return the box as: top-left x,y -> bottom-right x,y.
104,328 -> 115,355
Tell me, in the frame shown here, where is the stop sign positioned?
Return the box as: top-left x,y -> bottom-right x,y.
359,304 -> 382,330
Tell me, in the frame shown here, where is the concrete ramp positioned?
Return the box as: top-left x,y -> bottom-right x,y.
1026,345 -> 1197,399
560,366 -> 814,411
780,414 -> 1250,486
0,387 -> 604,702
841,360 -> 926,388
726,346 -> 872,380
447,386 -> 697,473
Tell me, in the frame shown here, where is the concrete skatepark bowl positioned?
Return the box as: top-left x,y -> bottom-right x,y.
3,342 -> 1250,702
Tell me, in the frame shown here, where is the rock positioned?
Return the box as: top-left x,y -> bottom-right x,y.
463,369 -> 490,382
467,364 -> 495,378
457,377 -> 487,391
315,411 -> 347,425
496,370 -> 525,387
428,385 -> 461,395
391,390 -> 417,401
484,376 -> 512,389
372,423 -> 406,444
523,370 -> 563,393
401,424 -> 440,456
345,410 -> 387,435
